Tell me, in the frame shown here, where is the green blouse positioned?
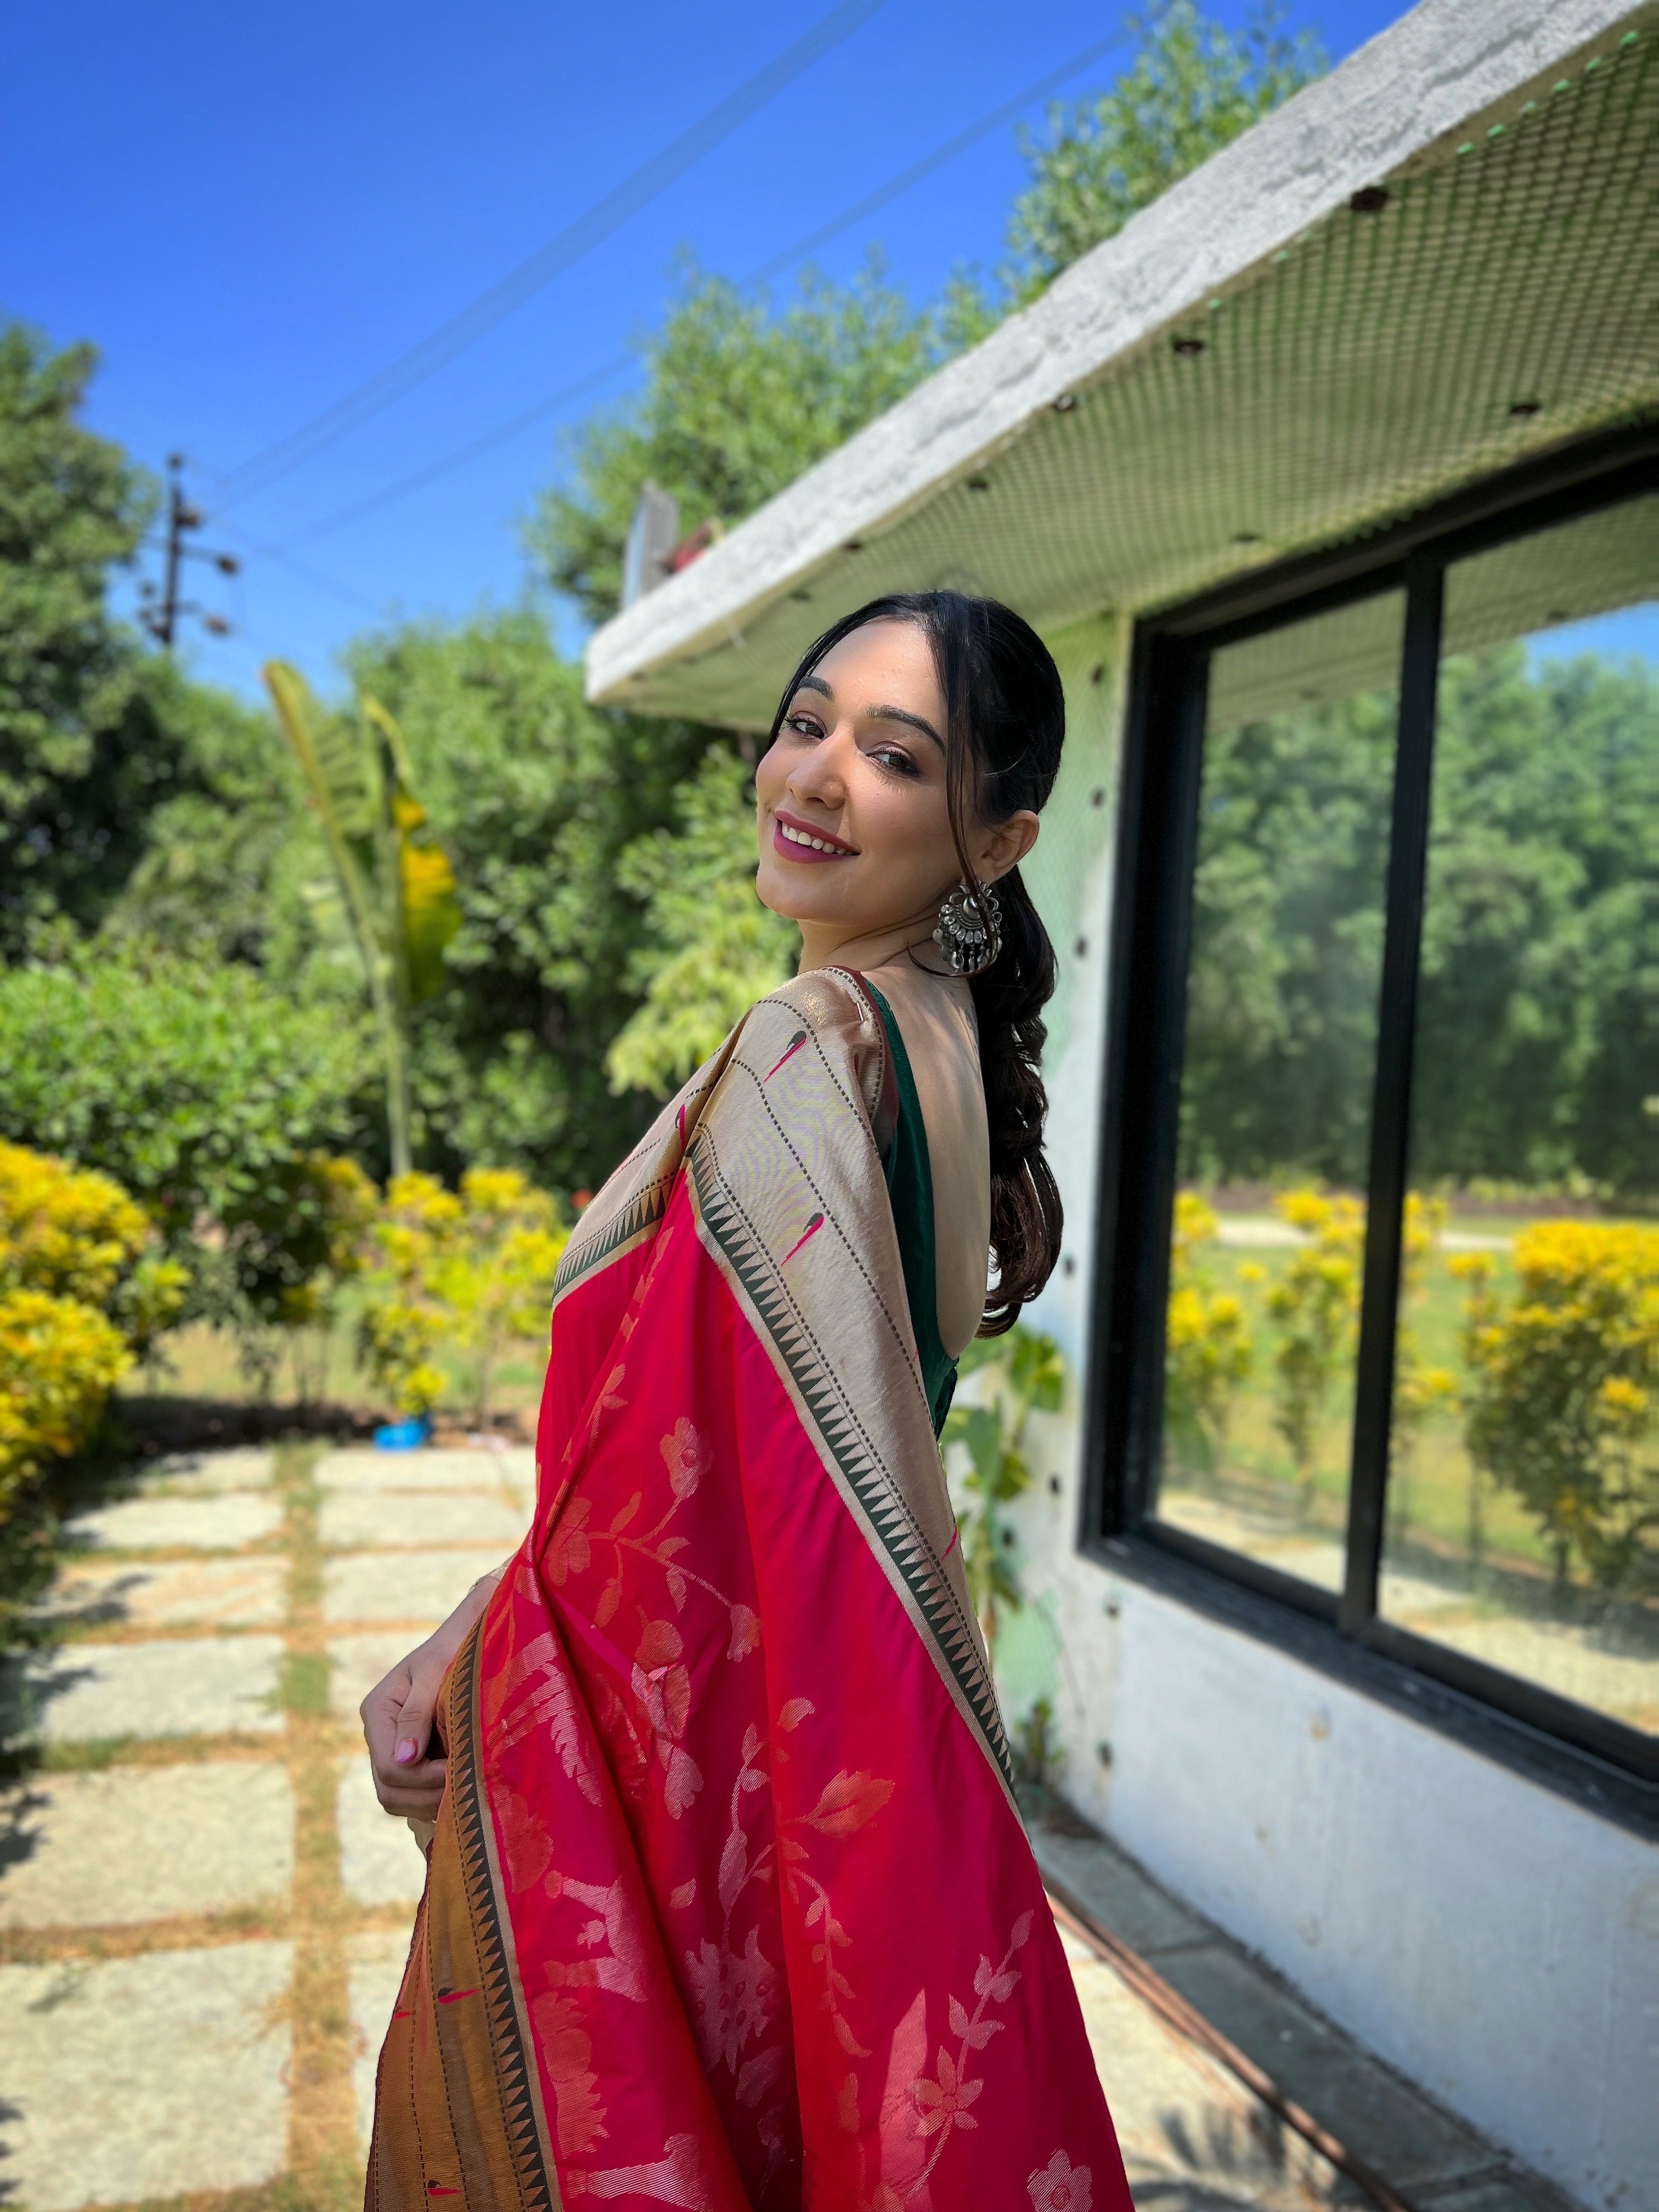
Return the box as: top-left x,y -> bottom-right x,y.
865,980 -> 958,1436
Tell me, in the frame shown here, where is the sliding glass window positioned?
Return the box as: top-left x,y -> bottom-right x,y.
1380,496 -> 1659,1742
1156,592 -> 1403,1595
1101,443 -> 1658,1786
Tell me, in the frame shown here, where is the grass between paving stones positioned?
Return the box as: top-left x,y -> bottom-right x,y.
38,1731 -> 281,1770
0,1900 -> 289,1966
9,1440 -> 390,2202
54,1617 -> 285,1646
270,1439 -> 363,2196
2,1437 -> 417,2207
120,2164 -> 366,2212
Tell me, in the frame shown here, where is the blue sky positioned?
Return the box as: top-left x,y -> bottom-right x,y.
3,0 -> 1405,698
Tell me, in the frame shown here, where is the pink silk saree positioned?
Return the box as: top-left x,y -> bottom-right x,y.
367,968 -> 1130,2211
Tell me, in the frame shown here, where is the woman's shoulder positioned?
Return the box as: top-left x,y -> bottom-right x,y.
855,961 -> 981,1097
765,967 -> 900,1134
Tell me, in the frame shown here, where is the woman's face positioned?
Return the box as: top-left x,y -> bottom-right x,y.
754,618 -> 1036,959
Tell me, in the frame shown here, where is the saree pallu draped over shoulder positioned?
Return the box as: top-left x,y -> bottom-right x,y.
367,969 -> 1130,2212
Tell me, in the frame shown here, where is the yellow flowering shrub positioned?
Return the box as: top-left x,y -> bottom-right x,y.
0,1142 -> 187,1519
0,1292 -> 130,1519
358,1168 -> 567,1423
1266,1189 -> 1363,1511
1454,1222 -> 1659,1593
1164,1192 -> 1252,1475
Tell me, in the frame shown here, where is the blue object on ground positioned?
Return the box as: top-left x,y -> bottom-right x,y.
373,1417 -> 431,1451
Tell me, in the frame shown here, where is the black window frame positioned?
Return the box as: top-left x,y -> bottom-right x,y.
1082,422 -> 1659,1837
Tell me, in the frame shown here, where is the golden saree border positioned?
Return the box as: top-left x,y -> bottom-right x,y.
558,965 -> 1013,1803
685,969 -> 1017,1809
550,1030 -> 746,1317
367,1618 -> 562,2211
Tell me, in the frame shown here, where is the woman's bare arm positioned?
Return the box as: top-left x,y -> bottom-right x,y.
360,1562 -> 507,1820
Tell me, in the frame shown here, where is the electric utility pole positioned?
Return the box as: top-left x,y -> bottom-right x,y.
140,454 -> 239,648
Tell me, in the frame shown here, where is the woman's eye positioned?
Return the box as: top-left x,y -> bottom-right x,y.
784,712 -> 822,740
871,744 -> 919,778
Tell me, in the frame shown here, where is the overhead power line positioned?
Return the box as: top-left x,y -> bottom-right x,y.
215,518 -> 386,617
743,24 -> 1128,286
285,357 -> 633,548
278,24 -> 1130,552
217,0 -> 884,508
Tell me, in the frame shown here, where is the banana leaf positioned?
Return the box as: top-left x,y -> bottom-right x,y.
264,663 -> 386,1008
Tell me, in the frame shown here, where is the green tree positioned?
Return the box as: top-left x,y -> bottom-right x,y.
342,611 -> 716,1189
1178,648 -> 1659,1204
0,324 -> 193,953
605,746 -> 798,1098
104,664 -> 313,970
1006,1 -> 1323,300
530,258 -> 973,628
1413,647 -> 1659,1199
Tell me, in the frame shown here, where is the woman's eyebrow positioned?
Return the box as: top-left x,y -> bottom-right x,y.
869,703 -> 945,752
789,676 -> 943,752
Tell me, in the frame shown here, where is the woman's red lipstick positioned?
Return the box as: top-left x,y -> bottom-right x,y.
772,809 -> 860,862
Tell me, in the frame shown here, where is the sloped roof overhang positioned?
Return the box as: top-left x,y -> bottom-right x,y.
586,0 -> 1658,729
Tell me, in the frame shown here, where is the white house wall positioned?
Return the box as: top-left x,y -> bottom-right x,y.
1003,631 -> 1659,2212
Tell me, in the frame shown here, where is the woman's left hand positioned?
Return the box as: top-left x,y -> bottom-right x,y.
360,1564 -> 504,1819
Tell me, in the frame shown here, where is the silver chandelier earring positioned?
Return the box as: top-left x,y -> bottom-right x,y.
933,880 -> 1002,976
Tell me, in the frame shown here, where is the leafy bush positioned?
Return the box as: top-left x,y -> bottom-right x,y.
0,1142 -> 186,1521
358,1167 -> 567,1424
1454,1224 -> 1659,1594
945,1325 -> 1064,1657
0,947 -> 376,1329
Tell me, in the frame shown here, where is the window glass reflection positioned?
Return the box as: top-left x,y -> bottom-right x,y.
1381,497 -> 1659,1737
1155,592 -> 1404,1592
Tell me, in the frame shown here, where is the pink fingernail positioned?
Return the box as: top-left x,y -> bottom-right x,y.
394,1738 -> 419,1765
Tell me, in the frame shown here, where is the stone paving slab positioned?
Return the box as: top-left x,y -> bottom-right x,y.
64,1489 -> 283,1554
349,1927 -> 415,2143
1058,1925 -> 1350,2212
337,1759 -> 427,1908
320,1487 -> 528,1551
0,1762 -> 294,1929
1035,1810 -> 1561,2210
1154,1942 -> 1496,2190
318,1444 -> 534,1495
0,1941 -> 294,2209
1427,2174 -> 1569,2212
20,1635 -> 285,1742
136,1445 -> 274,1495
37,1554 -> 288,1630
1035,1825 -> 1215,1957
323,1545 -> 500,1626
329,1631 -> 430,1723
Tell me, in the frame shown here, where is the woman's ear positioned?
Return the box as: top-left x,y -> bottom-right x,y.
977,809 -> 1040,884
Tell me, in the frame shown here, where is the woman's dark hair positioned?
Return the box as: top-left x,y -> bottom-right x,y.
768,590 -> 1065,1334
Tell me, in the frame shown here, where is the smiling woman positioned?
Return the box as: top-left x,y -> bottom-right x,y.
357,592 -> 1128,2207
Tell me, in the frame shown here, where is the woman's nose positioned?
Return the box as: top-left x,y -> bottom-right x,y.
787,726 -> 850,808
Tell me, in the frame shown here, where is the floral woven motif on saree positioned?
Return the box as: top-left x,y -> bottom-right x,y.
367,969 -> 1130,2211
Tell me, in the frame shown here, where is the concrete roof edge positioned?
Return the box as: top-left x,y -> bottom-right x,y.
586,0 -> 1639,704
